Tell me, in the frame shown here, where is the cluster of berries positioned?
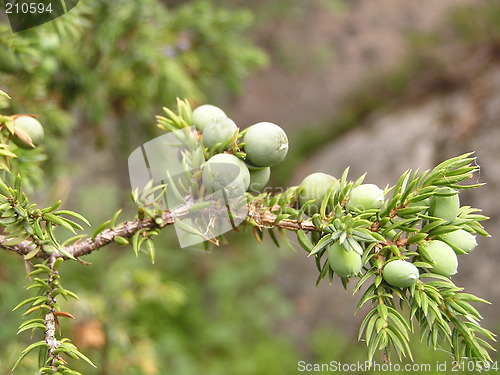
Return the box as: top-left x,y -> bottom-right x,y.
295,172 -> 476,287
191,104 -> 288,196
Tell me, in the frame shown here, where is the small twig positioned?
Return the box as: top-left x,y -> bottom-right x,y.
45,255 -> 61,371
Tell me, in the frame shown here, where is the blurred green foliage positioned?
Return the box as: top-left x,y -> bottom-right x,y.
0,0 -> 267,180
0,229 -> 301,374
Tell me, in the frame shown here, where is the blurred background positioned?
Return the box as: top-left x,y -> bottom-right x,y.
1,0 -> 499,373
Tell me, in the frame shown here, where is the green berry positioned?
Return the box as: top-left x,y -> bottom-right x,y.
428,187 -> 459,222
421,240 -> 458,277
11,116 -> 44,149
243,122 -> 288,167
383,260 -> 419,288
202,153 -> 250,198
298,172 -> 339,215
327,242 -> 362,278
192,104 -> 226,131
248,167 -> 270,193
440,229 -> 477,254
202,117 -> 237,149
346,184 -> 384,211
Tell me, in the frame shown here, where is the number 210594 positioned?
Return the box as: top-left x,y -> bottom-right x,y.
5,2 -> 53,14
451,361 -> 498,372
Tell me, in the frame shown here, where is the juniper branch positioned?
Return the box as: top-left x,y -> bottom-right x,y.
0,199 -> 318,259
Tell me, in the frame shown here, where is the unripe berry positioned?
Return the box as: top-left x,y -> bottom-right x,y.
298,172 -> 339,215
248,167 -> 271,193
202,154 -> 250,198
440,229 -> 477,254
346,184 -> 384,211
243,122 -> 288,167
421,240 -> 458,277
382,260 -> 419,288
202,117 -> 237,149
327,242 -> 362,278
11,116 -> 44,149
428,187 -> 459,222
192,104 -> 227,131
